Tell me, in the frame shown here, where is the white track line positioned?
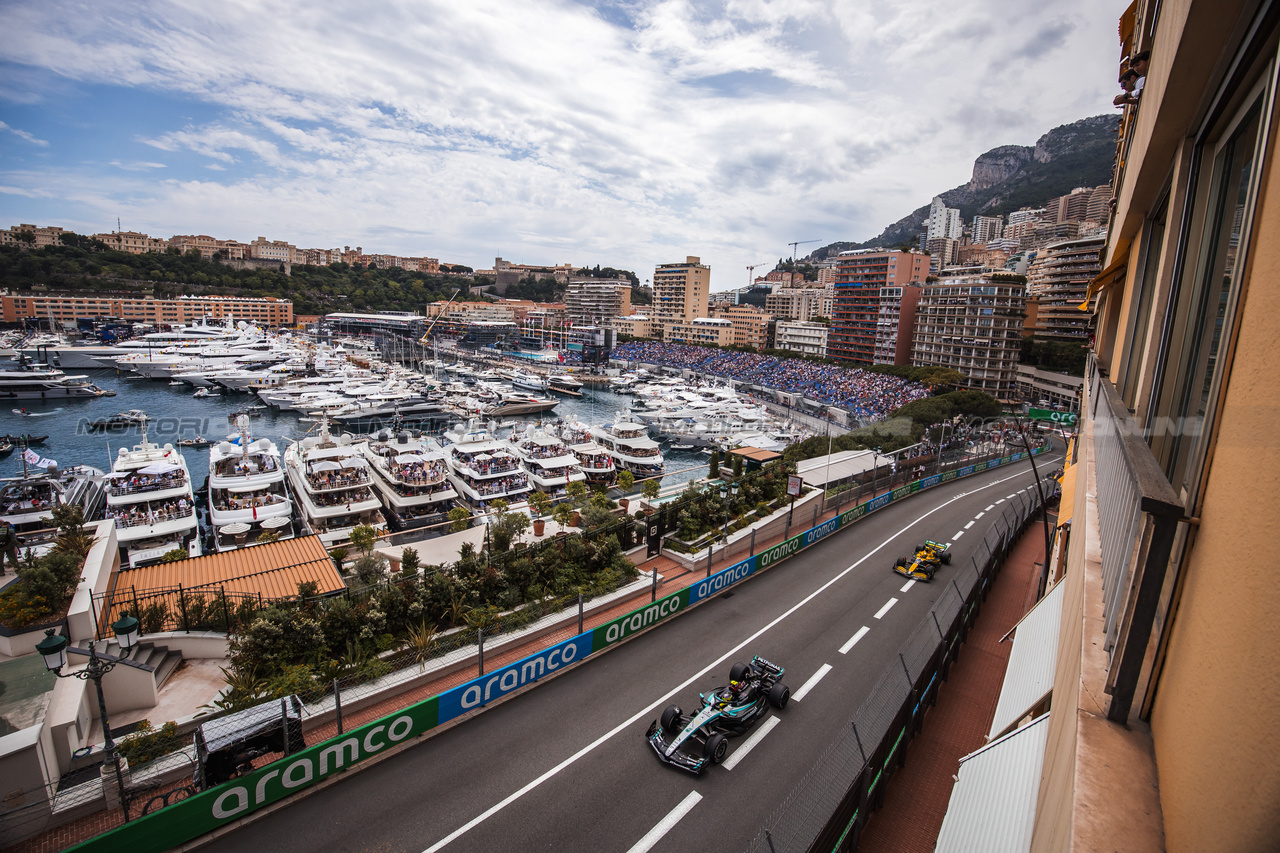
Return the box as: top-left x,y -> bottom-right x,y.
839,626 -> 870,654
791,663 -> 833,703
873,598 -> 898,619
975,511 -> 985,519
722,716 -> 781,771
420,461 -> 1059,853
964,521 -> 975,529
985,505 -> 994,511
625,791 -> 703,853
952,530 -> 965,540
995,498 -> 1006,504
900,579 -> 916,593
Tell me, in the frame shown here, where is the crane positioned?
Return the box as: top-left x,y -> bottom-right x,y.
746,261 -> 771,287
788,239 -> 821,264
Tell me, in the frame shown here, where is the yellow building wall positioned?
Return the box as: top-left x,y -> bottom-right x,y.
1148,121 -> 1280,852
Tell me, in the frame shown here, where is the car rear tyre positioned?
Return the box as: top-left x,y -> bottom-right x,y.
661,705 -> 683,734
705,733 -> 728,764
941,550 -> 952,565
729,661 -> 750,683
768,681 -> 790,709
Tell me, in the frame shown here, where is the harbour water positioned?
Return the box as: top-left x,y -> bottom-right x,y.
0,371 -> 711,492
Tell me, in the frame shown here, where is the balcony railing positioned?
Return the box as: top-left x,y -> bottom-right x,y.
1088,355 -> 1184,722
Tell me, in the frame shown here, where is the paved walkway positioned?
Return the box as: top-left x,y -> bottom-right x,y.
857,517 -> 1051,852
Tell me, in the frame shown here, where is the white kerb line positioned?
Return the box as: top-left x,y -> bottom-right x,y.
791,663 -> 833,702
952,530 -> 965,540
722,716 -> 781,771
995,498 -> 1006,504
900,579 -> 916,593
963,521 -> 975,529
975,511 -> 985,519
625,791 -> 703,853
840,626 -> 870,654
873,598 -> 898,619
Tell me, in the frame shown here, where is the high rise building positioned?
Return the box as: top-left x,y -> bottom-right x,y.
710,303 -> 772,350
774,320 -> 828,357
1023,237 -> 1103,346
564,279 -> 631,327
653,256 -> 710,337
927,196 -> 963,242
971,215 -> 1004,245
829,249 -> 929,364
909,271 -> 1026,399
873,285 -> 923,365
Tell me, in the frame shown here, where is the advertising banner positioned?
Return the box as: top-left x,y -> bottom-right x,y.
758,533 -> 804,570
974,462 -> 988,472
892,485 -> 911,500
802,515 -> 842,548
958,465 -> 975,477
591,587 -> 691,651
919,474 -> 941,489
839,502 -> 868,525
867,492 -> 893,512
439,634 -> 594,721
688,556 -> 759,604
941,470 -> 958,482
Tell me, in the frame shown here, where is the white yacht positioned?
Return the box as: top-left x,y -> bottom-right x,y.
104,425 -> 202,568
0,367 -> 112,399
592,414 -> 666,478
361,430 -> 457,531
556,421 -> 617,487
507,427 -> 586,496
440,418 -> 531,512
207,417 -> 296,552
283,419 -> 385,548
509,370 -> 547,392
0,460 -> 106,547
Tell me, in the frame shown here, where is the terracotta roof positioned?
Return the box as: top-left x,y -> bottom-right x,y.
113,535 -> 346,599
727,447 -> 783,463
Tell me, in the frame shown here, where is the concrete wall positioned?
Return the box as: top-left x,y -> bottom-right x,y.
67,521 -> 118,643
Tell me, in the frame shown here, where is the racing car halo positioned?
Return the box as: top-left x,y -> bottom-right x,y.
645,656 -> 789,774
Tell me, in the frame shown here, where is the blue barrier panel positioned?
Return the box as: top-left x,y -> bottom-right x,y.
989,457 -> 1002,468
919,474 -> 941,489
689,556 -> 759,603
868,492 -> 893,512
958,465 -> 975,477
1011,452 -> 1023,461
438,633 -> 595,722
803,514 -> 842,548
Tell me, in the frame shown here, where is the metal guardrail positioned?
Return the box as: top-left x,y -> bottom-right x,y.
746,483 -> 1046,853
1087,356 -> 1182,723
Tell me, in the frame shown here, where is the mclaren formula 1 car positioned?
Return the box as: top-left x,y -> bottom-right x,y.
893,539 -> 952,581
645,656 -> 789,774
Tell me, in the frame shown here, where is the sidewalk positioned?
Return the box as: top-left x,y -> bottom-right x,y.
857,518 -> 1051,852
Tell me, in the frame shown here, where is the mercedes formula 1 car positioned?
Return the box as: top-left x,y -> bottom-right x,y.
893,539 -> 952,581
645,656 -> 789,774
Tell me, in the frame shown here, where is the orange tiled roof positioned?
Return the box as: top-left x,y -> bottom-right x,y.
728,447 -> 783,463
114,535 -> 346,599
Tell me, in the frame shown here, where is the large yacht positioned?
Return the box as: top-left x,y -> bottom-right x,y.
104,425 -> 202,568
440,418 -> 532,512
592,414 -> 666,478
0,367 -> 112,399
0,457 -> 106,547
283,419 -> 385,548
507,427 -> 586,497
556,420 -> 617,487
207,417 -> 297,552
360,430 -> 457,531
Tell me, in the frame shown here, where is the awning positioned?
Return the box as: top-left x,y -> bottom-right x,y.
1056,464 -> 1078,528
988,581 -> 1066,740
935,714 -> 1051,853
1080,241 -> 1130,311
1118,0 -> 1137,60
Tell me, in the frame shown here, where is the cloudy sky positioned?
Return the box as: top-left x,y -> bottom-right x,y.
0,0 -> 1120,289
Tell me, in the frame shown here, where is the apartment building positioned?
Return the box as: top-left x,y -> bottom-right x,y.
0,224 -> 68,248
1024,236 -> 1104,343
653,256 -> 710,337
169,234 -> 246,260
830,248 -> 929,364
909,271 -> 1026,399
90,231 -> 169,254
1,294 -> 293,326
664,317 -> 732,347
765,287 -> 827,321
971,215 -> 1004,244
1013,364 -> 1083,410
927,196 -> 962,242
613,314 -> 654,339
774,320 -> 828,357
974,3 -> 1280,851
873,285 -> 922,366
564,279 -> 632,327
710,303 -> 772,350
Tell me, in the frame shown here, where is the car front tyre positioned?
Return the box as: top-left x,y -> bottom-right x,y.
661,704 -> 683,735
705,733 -> 728,764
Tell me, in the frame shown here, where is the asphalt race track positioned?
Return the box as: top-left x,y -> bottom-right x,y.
200,452 -> 1062,853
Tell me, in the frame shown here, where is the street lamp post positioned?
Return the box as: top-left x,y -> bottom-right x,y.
36,615 -> 141,821
935,422 -> 951,476
871,446 -> 882,497
719,481 -> 739,543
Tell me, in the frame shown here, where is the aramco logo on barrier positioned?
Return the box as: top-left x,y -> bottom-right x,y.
840,503 -> 867,525
758,536 -> 802,569
594,591 -> 687,649
804,517 -> 840,547
440,634 -> 594,719
690,558 -> 756,603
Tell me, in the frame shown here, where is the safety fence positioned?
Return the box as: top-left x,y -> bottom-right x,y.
23,443 -> 1050,853
744,481 -> 1048,853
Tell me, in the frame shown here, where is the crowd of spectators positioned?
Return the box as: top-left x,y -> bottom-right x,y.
612,342 -> 930,422
107,499 -> 192,529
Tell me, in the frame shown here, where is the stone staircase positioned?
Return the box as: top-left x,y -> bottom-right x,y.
71,639 -> 184,690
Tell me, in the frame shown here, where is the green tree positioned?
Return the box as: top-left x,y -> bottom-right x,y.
708,448 -> 721,480
642,478 -> 661,501
449,507 -> 471,533
350,524 -> 378,556
399,547 -> 420,576
565,480 -> 588,507
617,470 -> 635,493
527,490 -> 551,519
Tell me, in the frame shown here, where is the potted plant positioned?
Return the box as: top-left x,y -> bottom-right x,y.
565,480 -> 588,527
528,491 -> 551,536
616,470 -> 635,512
641,477 -> 661,512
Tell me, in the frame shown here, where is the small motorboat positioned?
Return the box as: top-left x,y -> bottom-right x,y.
670,443 -> 696,451
178,437 -> 213,448
0,441 -> 12,457
193,387 -> 219,398
169,380 -> 185,386
4,434 -> 49,445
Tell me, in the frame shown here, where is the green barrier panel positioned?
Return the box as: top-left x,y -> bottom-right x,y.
1000,455 -> 1013,465
758,532 -> 804,569
940,470 -> 958,482
974,461 -> 988,472
892,485 -> 911,500
1028,408 -> 1077,424
839,501 -> 868,525
909,481 -> 922,494
73,696 -> 440,853
591,587 -> 691,652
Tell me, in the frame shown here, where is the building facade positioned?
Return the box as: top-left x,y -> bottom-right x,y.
873,284 -> 923,365
564,279 -> 632,327
971,215 -> 1005,244
1,294 -> 294,326
90,231 -> 169,254
710,303 -> 772,350
830,249 -> 929,364
653,256 -> 710,336
909,272 -> 1026,399
774,320 -> 828,357
1024,236 -> 1104,343
664,317 -> 732,347
612,314 -> 654,339
0,224 -> 68,248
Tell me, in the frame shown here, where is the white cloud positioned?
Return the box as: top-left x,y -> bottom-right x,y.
0,121 -> 49,147
0,0 -> 1121,282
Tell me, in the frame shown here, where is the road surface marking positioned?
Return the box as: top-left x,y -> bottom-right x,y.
985,505 -> 994,511
792,663 -> 833,702
723,716 -> 781,770
900,579 -> 916,592
974,511 -> 985,519
952,530 -> 965,540
995,498 -> 1006,504
420,463 -> 1059,853
625,791 -> 703,853
873,598 -> 898,620
1006,494 -> 1017,499
964,521 -> 975,529
840,626 -> 870,654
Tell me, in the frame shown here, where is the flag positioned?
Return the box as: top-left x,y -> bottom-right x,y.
23,449 -> 40,467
